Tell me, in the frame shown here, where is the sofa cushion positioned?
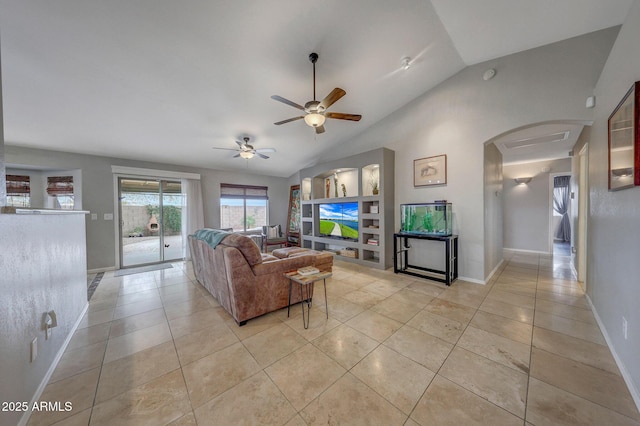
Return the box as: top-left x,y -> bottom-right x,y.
219,233 -> 263,266
261,254 -> 279,262
272,247 -> 310,259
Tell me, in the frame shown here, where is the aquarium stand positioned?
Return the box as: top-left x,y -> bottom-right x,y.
393,233 -> 458,285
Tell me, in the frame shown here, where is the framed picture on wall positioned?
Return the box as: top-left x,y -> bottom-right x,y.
414,154 -> 447,187
286,184 -> 301,246
608,81 -> 640,191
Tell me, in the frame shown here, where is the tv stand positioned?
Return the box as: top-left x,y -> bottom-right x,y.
393,233 -> 458,285
299,148 -> 395,269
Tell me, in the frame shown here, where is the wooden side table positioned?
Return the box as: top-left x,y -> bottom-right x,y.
284,271 -> 331,329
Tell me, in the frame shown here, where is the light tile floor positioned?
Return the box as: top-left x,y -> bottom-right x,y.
28,251 -> 640,425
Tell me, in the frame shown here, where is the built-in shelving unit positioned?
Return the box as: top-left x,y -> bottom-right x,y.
298,148 -> 394,269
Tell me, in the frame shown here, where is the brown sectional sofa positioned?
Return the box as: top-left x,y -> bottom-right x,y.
188,231 -> 333,325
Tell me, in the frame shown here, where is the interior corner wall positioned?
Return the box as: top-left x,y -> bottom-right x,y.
311,27 -> 618,282
569,127 -> 590,276
589,0 -> 640,403
4,146 -> 290,270
502,158 -> 571,253
483,143 -> 503,279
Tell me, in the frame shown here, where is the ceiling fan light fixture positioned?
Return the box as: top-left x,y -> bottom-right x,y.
304,113 -> 326,128
240,151 -> 254,159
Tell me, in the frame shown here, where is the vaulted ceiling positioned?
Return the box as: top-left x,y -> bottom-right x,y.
0,0 -> 633,177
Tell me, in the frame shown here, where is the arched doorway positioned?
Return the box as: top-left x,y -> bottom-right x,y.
483,120 -> 591,280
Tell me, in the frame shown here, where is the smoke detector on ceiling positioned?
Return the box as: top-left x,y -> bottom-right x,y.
483,68 -> 496,81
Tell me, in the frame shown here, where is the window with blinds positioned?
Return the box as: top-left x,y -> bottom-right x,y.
220,183 -> 268,232
47,176 -> 75,209
6,175 -> 31,207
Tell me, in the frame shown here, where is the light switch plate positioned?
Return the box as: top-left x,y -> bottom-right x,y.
104,213 -> 114,220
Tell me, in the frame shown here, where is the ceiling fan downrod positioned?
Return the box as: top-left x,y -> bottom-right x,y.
309,52 -> 318,101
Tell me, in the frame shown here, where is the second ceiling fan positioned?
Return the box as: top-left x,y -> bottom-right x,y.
271,52 -> 362,134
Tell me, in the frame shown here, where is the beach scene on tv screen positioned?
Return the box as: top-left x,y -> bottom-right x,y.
319,202 -> 358,239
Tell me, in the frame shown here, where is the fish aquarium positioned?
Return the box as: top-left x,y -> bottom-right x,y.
400,202 -> 452,236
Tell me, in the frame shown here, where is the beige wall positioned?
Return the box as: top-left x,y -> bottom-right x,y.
589,0 -> 640,404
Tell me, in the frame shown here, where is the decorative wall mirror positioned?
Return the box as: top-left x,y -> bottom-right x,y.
608,81 -> 640,191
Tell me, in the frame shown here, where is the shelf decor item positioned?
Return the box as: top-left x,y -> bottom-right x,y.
339,247 -> 358,258
369,169 -> 379,195
414,154 -> 447,187
608,81 -> 640,191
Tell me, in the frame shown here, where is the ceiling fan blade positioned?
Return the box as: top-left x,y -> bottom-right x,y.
235,140 -> 244,148
212,147 -> 239,151
256,148 -> 276,153
271,95 -> 305,110
319,88 -> 346,111
256,153 -> 270,159
232,153 -> 241,158
315,125 -> 325,134
274,116 -> 304,125
325,112 -> 362,121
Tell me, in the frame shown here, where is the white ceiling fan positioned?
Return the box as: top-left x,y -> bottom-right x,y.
212,137 -> 276,160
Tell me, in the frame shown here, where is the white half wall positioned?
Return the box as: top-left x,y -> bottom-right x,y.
0,41 -> 6,207
0,212 -> 88,426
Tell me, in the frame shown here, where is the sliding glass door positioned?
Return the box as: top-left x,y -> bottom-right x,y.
118,177 -> 183,267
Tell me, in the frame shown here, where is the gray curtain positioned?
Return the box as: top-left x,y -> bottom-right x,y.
553,176 -> 571,242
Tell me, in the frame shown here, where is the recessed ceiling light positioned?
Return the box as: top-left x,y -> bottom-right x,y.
401,57 -> 411,70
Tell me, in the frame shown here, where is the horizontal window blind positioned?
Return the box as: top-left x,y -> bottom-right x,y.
47,176 -> 74,196
220,183 -> 268,200
6,175 -> 30,195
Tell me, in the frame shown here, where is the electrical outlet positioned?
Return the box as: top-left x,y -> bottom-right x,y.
623,317 -> 628,340
31,337 -> 37,362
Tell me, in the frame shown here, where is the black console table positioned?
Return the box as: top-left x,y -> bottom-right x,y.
394,233 -> 458,285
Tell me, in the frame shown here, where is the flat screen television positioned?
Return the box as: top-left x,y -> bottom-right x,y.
318,202 -> 359,240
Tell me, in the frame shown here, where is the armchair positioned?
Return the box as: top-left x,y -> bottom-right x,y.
261,224 -> 287,253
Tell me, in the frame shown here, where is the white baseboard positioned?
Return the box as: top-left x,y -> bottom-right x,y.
19,303 -> 89,426
88,266 -> 116,274
458,276 -> 486,285
586,295 -> 640,413
483,258 -> 505,284
503,247 -> 550,255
